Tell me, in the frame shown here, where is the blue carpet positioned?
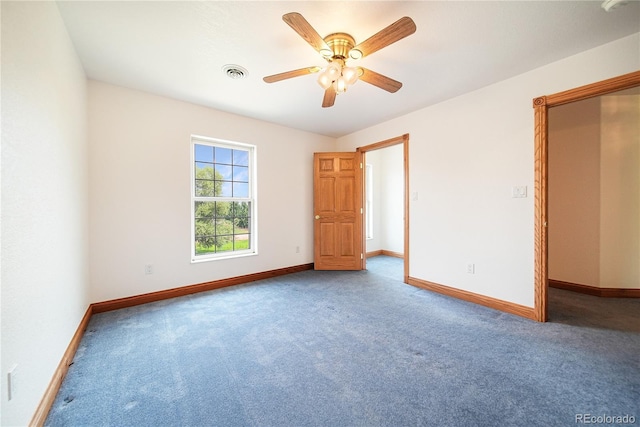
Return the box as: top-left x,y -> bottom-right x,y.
46,256 -> 640,426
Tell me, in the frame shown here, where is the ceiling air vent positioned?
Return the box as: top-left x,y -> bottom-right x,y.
222,64 -> 248,80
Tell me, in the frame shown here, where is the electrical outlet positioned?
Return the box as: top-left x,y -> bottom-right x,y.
295,246 -> 300,253
467,263 -> 475,274
144,264 -> 153,275
7,365 -> 17,401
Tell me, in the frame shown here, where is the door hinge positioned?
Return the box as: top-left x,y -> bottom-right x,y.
360,163 -> 363,169
361,253 -> 363,260
360,208 -> 363,214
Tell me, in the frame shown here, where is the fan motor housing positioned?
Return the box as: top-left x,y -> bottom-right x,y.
324,33 -> 356,59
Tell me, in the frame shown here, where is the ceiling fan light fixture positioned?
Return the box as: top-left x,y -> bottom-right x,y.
601,0 -> 629,11
342,66 -> 359,86
317,61 -> 360,94
326,61 -> 342,79
349,49 -> 363,60
265,13 -> 417,107
317,71 -> 333,90
320,48 -> 333,58
335,76 -> 348,94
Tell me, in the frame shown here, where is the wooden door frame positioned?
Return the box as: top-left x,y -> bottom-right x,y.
532,70 -> 640,322
357,134 -> 410,283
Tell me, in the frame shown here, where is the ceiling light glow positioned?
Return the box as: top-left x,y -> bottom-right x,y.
601,0 -> 629,11
316,60 -> 360,93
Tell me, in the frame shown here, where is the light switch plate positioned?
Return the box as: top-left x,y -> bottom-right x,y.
512,186 -> 527,198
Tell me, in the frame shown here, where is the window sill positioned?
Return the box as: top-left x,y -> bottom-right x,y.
191,250 -> 258,264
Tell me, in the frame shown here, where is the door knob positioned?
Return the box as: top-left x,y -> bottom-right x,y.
315,215 -> 320,220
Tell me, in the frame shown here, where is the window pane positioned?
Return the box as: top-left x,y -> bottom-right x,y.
219,182 -> 232,197
233,182 -> 249,198
192,139 -> 255,260
234,223 -> 250,235
195,163 -> 214,178
233,165 -> 248,182
366,164 -> 373,239
214,218 -> 234,252
233,202 -> 249,227
195,180 -> 215,197
194,218 -> 213,234
233,149 -> 249,166
195,239 -> 215,255
215,147 -> 232,164
195,216 -> 216,255
234,234 -> 250,250
195,144 -> 213,163
214,201 -> 232,221
214,219 -> 233,237
232,201 -> 250,223
215,164 -> 232,180
195,163 -> 216,196
195,202 -> 216,218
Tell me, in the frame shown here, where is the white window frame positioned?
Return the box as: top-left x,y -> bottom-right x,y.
190,135 -> 258,262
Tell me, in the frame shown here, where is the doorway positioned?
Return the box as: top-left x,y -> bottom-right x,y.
358,134 -> 409,283
532,70 -> 640,322
547,87 -> 640,327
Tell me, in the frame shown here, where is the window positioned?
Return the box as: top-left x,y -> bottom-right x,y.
191,136 -> 256,262
366,163 -> 373,239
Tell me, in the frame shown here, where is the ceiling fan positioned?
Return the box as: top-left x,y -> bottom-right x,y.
263,12 -> 417,108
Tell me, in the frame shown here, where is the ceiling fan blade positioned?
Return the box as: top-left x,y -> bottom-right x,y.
358,68 -> 403,93
352,17 -> 416,58
282,12 -> 331,54
322,87 -> 336,108
263,66 -> 321,83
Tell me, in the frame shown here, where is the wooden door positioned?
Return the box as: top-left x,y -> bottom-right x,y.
313,152 -> 363,270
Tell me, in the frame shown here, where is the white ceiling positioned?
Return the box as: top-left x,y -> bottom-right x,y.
56,1 -> 640,137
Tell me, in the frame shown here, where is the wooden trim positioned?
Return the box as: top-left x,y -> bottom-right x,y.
382,250 -> 403,258
92,263 -> 314,313
366,250 -> 404,259
30,306 -> 93,427
358,134 -> 406,152
532,70 -> 640,323
357,133 -> 410,284
407,277 -> 537,321
545,70 -> 640,107
31,262 -> 315,424
356,151 -> 364,270
533,96 -> 548,322
549,279 -> 640,298
359,148 -> 368,270
403,134 -> 410,283
549,279 -> 600,296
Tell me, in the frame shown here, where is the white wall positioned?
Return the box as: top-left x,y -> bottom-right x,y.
549,91 -> 640,289
548,98 -> 602,287
1,5 -> 637,422
379,144 -> 404,254
365,150 -> 383,253
337,33 -> 640,307
88,81 -> 334,302
1,2 -> 89,425
599,92 -> 640,288
365,144 -> 403,255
